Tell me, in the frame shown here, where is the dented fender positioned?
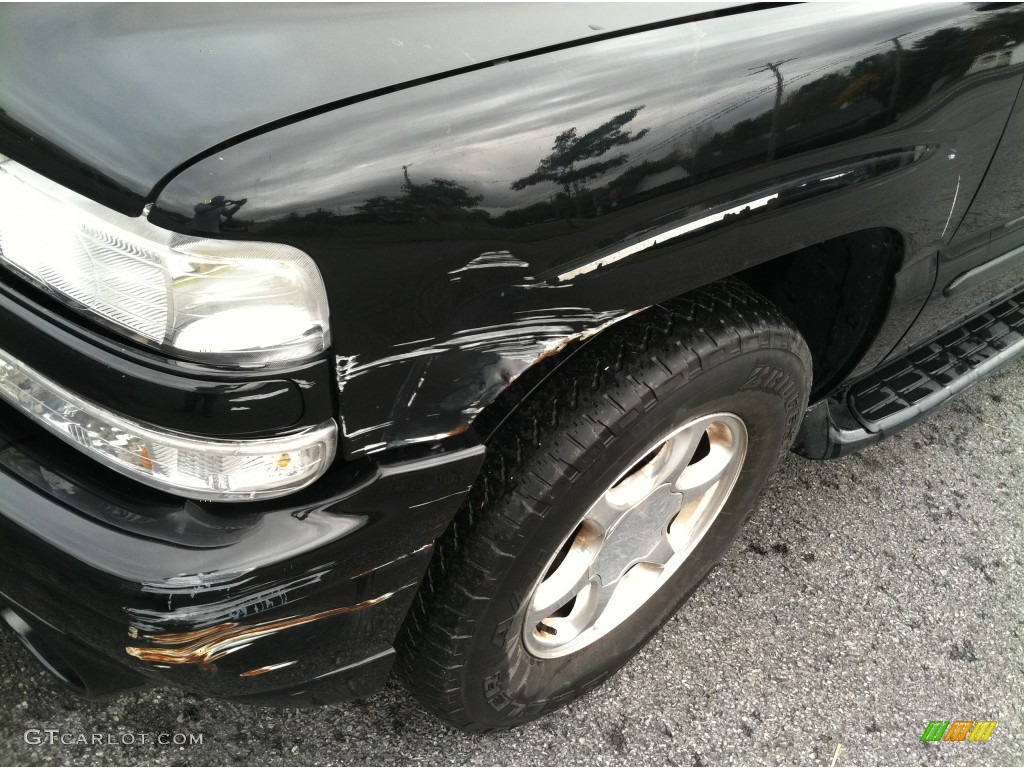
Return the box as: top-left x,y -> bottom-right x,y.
0,418 -> 483,704
147,3 -> 1024,458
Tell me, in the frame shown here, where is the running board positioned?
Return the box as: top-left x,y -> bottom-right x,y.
794,285 -> 1024,459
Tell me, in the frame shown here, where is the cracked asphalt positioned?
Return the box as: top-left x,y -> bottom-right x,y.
1,360 -> 1021,767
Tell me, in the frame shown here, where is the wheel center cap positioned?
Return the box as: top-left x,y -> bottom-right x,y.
591,484 -> 682,585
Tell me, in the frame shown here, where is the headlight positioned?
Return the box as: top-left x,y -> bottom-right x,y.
0,155 -> 329,367
0,345 -> 337,501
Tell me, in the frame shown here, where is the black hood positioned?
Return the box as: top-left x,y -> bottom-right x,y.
0,2 -> 736,214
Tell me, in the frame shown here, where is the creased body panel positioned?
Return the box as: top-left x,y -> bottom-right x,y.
150,3 -> 1024,457
0,405 -> 484,701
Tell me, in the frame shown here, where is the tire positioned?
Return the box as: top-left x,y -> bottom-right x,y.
396,279 -> 812,732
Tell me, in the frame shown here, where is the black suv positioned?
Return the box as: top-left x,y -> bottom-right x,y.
1,3 -> 1022,731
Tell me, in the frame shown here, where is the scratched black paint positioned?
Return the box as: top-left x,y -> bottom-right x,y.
1,2 -> 1023,707
0,407 -> 484,702
140,3 -> 1024,457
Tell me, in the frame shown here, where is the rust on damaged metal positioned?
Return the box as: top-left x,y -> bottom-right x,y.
125,591 -> 396,669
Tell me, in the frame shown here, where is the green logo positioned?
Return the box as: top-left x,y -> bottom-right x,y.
921,720 -> 997,742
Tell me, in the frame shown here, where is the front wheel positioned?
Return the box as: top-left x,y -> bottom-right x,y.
397,280 -> 812,732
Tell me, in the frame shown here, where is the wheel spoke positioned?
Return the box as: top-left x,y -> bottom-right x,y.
526,520 -> 603,628
584,493 -> 626,534
653,424 -> 706,485
563,577 -> 619,636
674,441 -> 734,503
644,532 -> 677,567
526,568 -> 595,628
591,563 -> 664,633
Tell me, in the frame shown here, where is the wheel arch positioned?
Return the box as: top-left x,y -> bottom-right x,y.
473,226 -> 907,444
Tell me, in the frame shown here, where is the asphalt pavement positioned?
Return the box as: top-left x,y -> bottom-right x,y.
1,360 -> 1022,767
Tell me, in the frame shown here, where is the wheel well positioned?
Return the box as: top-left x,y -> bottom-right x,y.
736,227 -> 902,400
474,227 -> 901,440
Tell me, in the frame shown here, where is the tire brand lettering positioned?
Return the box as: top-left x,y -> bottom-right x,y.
483,672 -> 510,710
741,365 -> 798,401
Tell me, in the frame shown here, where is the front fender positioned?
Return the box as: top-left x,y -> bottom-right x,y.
150,2 -> 1024,458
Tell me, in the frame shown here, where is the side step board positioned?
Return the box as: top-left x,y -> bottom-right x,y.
795,285 -> 1024,459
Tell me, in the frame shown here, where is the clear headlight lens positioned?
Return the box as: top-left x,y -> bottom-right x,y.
0,155 -> 329,366
0,345 -> 337,501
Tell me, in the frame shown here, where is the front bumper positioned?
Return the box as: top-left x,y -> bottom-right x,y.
0,400 -> 484,705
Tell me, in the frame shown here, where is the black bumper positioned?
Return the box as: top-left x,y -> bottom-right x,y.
0,402 -> 483,706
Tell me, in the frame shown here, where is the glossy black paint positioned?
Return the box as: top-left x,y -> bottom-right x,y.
144,2 -> 1024,459
0,402 -> 484,702
903,88 -> 1024,349
0,3 -> 740,214
1,2 -> 1024,708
